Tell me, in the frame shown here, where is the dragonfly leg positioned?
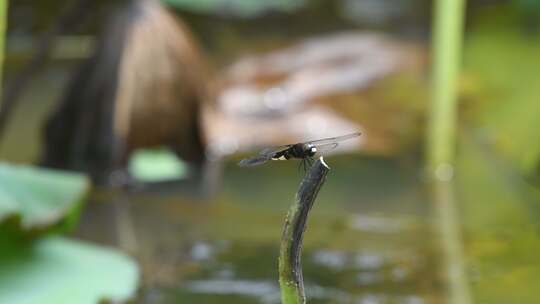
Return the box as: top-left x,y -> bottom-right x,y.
307,157 -> 314,168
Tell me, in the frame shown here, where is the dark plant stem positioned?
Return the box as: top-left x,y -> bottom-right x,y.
0,0 -> 93,140
279,157 -> 329,304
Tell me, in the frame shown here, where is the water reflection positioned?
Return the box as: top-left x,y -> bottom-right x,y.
349,214 -> 414,234
185,279 -> 279,303
190,241 -> 217,261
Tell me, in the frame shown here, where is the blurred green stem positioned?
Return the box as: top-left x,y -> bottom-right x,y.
0,0 -> 7,104
434,180 -> 472,304
428,0 -> 465,171
279,158 -> 329,304
429,1 -> 472,304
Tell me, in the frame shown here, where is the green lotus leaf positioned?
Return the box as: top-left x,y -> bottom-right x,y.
0,162 -> 90,230
0,235 -> 139,304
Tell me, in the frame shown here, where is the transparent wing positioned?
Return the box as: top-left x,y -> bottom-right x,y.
238,144 -> 292,167
238,155 -> 271,167
258,145 -> 292,157
313,142 -> 339,155
307,132 -> 361,146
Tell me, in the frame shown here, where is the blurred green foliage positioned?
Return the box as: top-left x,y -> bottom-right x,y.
464,5 -> 540,175
0,235 -> 138,304
0,162 -> 89,231
515,0 -> 540,10
457,135 -> 540,304
0,163 -> 139,304
128,148 -> 186,182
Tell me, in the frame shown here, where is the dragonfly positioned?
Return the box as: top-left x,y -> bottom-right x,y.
238,132 -> 361,170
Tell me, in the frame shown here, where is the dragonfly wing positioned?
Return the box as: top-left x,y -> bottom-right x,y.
238,144 -> 291,167
307,132 -> 361,146
258,145 -> 291,157
314,142 -> 339,155
238,155 -> 271,167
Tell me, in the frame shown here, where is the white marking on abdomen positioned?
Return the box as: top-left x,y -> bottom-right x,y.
272,156 -> 287,161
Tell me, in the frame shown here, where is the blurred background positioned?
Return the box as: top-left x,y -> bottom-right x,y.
0,0 -> 539,303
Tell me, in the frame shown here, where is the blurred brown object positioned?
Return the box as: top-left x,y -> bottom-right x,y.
40,0 -> 210,185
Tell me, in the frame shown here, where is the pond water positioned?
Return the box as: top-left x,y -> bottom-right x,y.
76,156 -> 445,304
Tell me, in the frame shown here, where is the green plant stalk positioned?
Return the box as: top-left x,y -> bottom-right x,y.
428,0 -> 465,172
279,158 -> 329,304
434,180 -> 472,304
428,1 -> 472,304
0,0 -> 7,106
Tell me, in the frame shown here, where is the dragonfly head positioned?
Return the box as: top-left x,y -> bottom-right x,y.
306,144 -> 317,157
